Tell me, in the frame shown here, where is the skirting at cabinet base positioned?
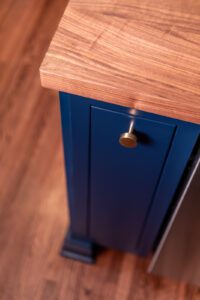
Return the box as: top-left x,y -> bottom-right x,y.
61,230 -> 95,264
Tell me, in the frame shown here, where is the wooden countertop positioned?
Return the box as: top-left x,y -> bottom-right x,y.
40,0 -> 200,124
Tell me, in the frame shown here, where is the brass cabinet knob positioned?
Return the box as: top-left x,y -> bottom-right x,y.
119,120 -> 137,148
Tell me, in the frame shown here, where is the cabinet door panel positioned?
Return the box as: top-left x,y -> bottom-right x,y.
89,107 -> 176,253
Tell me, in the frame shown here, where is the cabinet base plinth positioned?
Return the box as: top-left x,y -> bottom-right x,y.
61,231 -> 95,264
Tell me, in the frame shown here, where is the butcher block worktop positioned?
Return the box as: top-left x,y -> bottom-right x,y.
40,0 -> 200,124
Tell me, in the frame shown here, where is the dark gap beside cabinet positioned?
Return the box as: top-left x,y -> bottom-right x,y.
152,136 -> 200,252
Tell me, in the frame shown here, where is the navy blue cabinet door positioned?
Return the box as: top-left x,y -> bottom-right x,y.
89,107 -> 176,253
59,92 -> 200,261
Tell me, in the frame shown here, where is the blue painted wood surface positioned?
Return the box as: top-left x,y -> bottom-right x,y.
59,92 -> 91,237
59,92 -> 200,259
90,106 -> 176,253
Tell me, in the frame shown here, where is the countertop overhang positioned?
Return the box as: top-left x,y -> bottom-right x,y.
40,0 -> 200,124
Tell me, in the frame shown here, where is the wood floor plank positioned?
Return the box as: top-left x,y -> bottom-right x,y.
1,0 -> 200,299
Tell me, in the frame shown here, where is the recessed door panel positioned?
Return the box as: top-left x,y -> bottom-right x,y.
89,107 -> 176,253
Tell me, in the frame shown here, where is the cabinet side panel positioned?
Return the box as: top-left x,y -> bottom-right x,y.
59,92 -> 91,237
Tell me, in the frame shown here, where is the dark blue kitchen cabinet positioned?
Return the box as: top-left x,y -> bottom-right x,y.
59,92 -> 200,263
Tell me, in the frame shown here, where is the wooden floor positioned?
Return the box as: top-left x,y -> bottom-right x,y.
1,0 -> 200,299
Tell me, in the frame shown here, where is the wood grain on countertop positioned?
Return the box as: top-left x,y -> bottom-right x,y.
40,0 -> 200,124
